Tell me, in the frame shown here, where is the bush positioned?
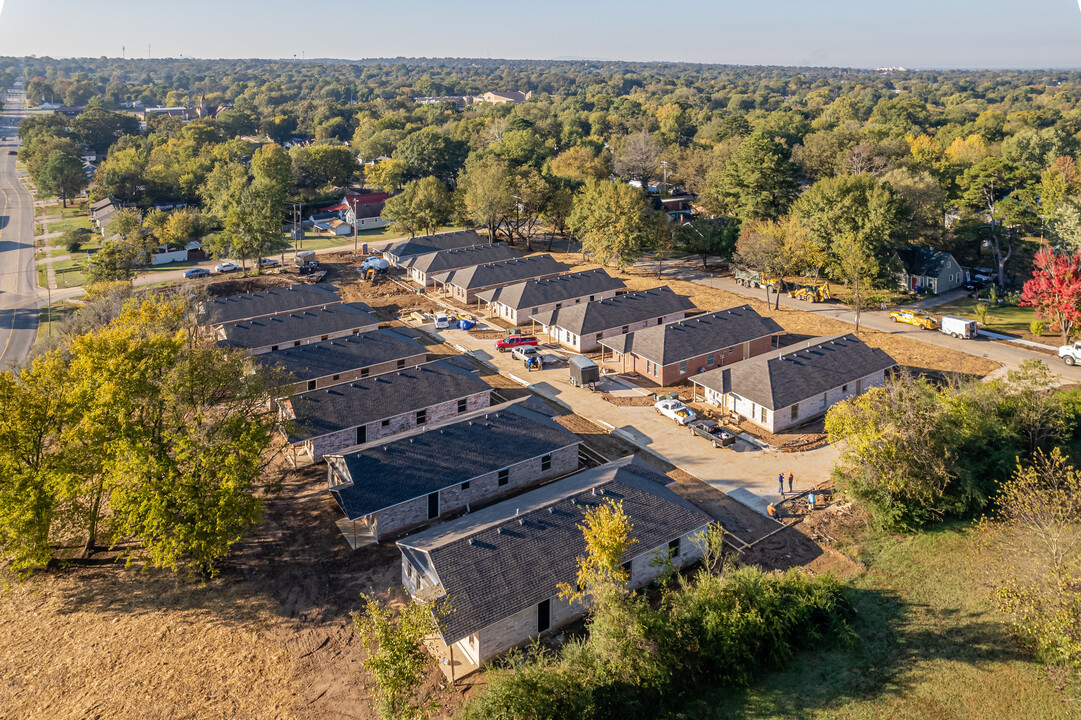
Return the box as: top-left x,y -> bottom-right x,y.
62,227 -> 91,253
458,566 -> 853,719
1030,319 -> 1044,337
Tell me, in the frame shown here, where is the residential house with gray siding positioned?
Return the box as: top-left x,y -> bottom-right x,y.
530,286 -> 696,352
691,334 -> 897,433
433,254 -> 570,305
598,305 -> 784,386
398,457 -> 711,679
216,303 -> 380,355
325,398 -> 581,546
383,230 -> 485,267
403,243 -> 520,287
256,327 -> 428,395
279,359 -> 491,463
477,268 -> 627,327
895,247 -> 964,295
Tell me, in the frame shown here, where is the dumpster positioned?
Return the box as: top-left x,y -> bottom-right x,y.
569,355 -> 600,388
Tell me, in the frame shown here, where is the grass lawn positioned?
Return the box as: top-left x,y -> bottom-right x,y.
927,297 -> 1046,342
35,303 -> 78,342
36,266 -> 47,289
44,215 -> 94,237
675,524 -> 1074,720
53,258 -> 87,288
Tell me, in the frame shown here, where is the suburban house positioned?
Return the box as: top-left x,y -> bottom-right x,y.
199,284 -> 343,328
895,247 -> 964,295
324,398 -> 581,546
314,218 -> 352,236
691,334 -> 898,433
403,243 -> 521,287
383,230 -> 486,266
398,457 -> 711,679
256,327 -> 429,395
433,254 -> 571,305
216,303 -> 380,355
530,286 -> 696,352
476,268 -> 627,327
279,359 -> 492,463
598,305 -> 784,386
343,192 -> 390,231
478,90 -> 531,104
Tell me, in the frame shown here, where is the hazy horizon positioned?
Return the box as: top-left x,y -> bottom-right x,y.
1,0 -> 1080,70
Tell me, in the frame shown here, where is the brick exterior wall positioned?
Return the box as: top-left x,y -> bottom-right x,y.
707,369 -> 888,433
492,288 -> 622,328
364,443 -> 580,541
286,351 -> 429,395
445,271 -> 566,305
300,390 -> 491,462
540,310 -> 689,352
227,322 -> 380,356
468,524 -> 708,665
617,334 -> 778,386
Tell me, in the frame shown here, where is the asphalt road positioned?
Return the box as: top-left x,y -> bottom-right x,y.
0,84 -> 38,369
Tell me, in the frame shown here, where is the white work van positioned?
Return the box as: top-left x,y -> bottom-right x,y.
940,315 -> 978,339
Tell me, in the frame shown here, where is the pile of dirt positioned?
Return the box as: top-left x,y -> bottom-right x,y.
601,394 -> 655,407
204,273 -> 311,297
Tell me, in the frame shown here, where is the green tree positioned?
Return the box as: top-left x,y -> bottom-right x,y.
70,108 -> 139,153
411,176 -> 453,237
218,183 -> 289,270
735,219 -> 787,307
457,156 -> 513,243
367,158 -> 406,194
394,127 -> 468,183
959,157 -> 1021,288
251,143 -> 293,196
39,151 -> 87,207
353,593 -> 444,720
568,179 -> 646,269
381,182 -> 424,238
701,132 -> 799,223
677,218 -> 735,269
834,233 -> 878,333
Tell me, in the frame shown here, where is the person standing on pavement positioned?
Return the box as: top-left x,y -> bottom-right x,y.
778,473 -> 784,494
788,472 -> 794,493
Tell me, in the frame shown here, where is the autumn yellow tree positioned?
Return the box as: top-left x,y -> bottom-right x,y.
983,448 -> 1081,673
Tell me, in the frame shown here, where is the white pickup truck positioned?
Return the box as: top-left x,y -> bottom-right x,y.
1059,342 -> 1081,366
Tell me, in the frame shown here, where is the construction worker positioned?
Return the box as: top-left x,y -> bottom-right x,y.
808,492 -> 816,511
788,472 -> 794,493
778,473 -> 784,495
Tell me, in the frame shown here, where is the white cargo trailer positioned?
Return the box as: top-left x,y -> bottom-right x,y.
940,315 -> 978,339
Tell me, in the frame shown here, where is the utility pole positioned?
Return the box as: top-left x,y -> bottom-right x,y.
661,160 -> 668,196
353,199 -> 359,257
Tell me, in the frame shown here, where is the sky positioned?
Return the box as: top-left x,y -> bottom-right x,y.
0,0 -> 1080,69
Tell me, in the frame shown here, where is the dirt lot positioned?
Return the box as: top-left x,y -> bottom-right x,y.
545,253 -> 1001,378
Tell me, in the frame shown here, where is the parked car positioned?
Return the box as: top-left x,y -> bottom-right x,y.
961,280 -> 986,291
889,310 -> 939,330
511,345 -> 539,362
434,313 -> 453,329
688,419 -> 737,448
183,267 -> 210,279
259,257 -> 279,268
214,262 -> 239,274
655,399 -> 696,425
496,334 -> 539,352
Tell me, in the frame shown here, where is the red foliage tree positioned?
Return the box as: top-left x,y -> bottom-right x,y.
1020,248 -> 1081,344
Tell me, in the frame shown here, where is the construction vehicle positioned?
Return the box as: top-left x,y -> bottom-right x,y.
733,268 -> 781,290
889,310 -> 939,330
788,282 -> 831,303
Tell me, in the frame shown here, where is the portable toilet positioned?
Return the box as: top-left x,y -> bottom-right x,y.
569,355 -> 600,388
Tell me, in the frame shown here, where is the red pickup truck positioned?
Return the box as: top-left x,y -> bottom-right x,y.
496,335 -> 539,352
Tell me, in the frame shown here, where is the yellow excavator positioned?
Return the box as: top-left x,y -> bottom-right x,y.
789,282 -> 831,303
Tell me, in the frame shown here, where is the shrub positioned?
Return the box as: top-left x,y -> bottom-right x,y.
1030,319 -> 1045,337
62,227 -> 91,253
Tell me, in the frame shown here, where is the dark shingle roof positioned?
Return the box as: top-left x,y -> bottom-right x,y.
254,328 -> 426,381
399,457 -> 711,643
403,243 -> 520,275
475,268 -> 626,310
285,359 -> 491,442
433,254 -> 570,291
327,399 -> 580,520
530,286 -> 695,335
598,305 -> 783,365
691,334 -> 898,410
201,285 -> 343,325
218,303 -> 378,350
384,230 -> 485,262
898,247 -> 956,277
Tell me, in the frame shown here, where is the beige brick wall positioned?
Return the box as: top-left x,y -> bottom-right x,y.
304,390 -> 491,461
500,288 -> 621,327
287,351 -> 429,395
368,443 -> 580,541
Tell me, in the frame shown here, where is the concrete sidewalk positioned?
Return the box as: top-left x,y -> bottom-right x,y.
433,323 -> 837,508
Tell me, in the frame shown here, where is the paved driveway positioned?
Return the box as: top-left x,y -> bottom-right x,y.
435,324 -> 837,508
